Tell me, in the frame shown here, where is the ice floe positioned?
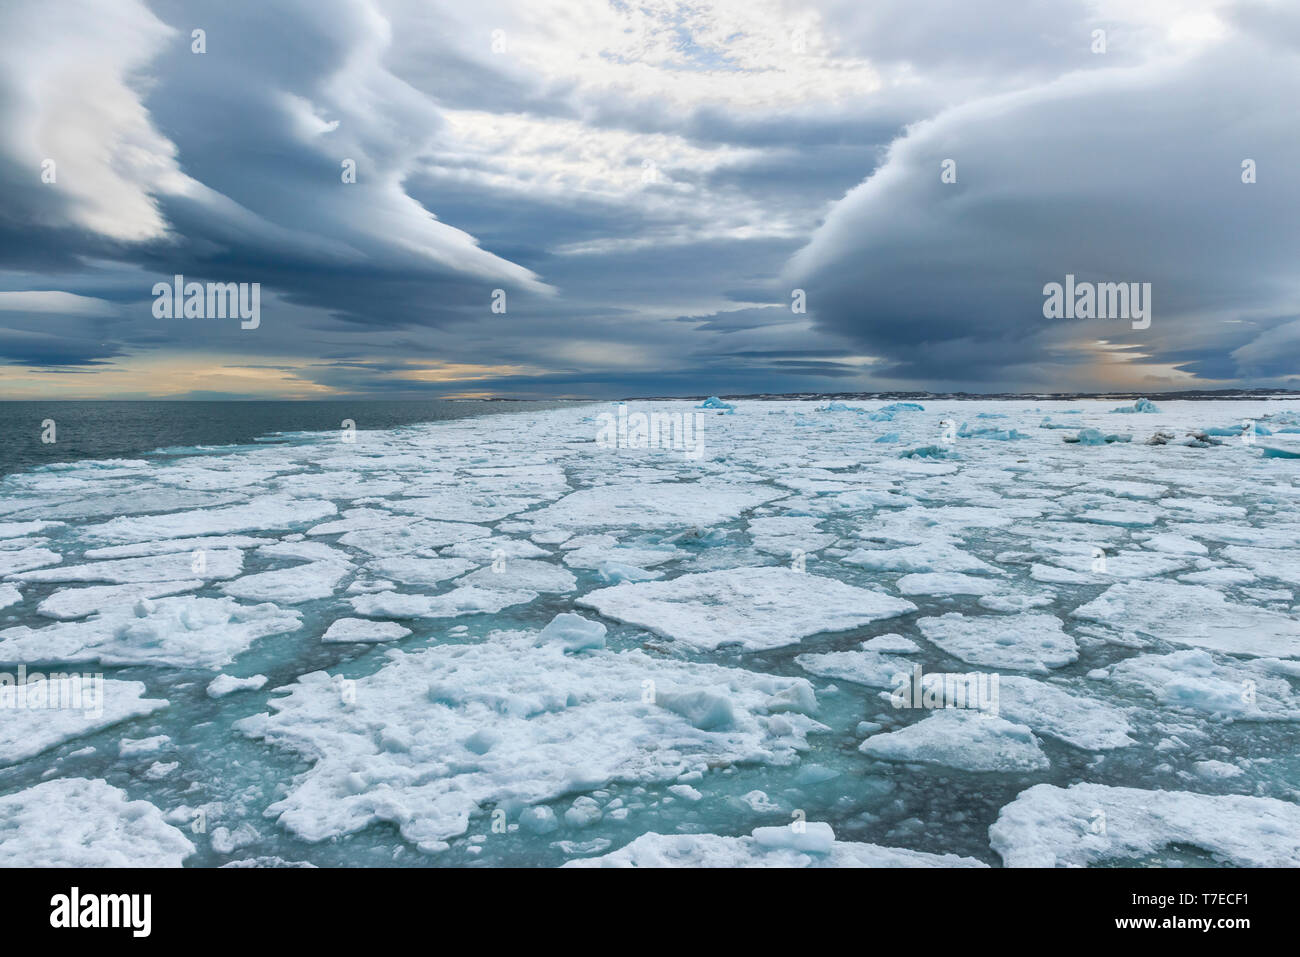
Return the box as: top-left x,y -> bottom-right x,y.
85,498 -> 337,543
990,782 -> 1300,867
0,778 -> 194,866
237,629 -> 825,851
1102,649 -> 1300,719
530,480 -> 783,530
917,613 -> 1079,673
1073,581 -> 1300,658
861,710 -> 1050,772
37,580 -> 204,620
567,826 -> 985,867
0,678 -> 168,765
207,674 -> 269,697
12,550 -> 243,585
0,596 -> 301,669
220,561 -> 351,604
321,618 -> 412,643
580,566 -> 916,651
1,396 -> 1297,867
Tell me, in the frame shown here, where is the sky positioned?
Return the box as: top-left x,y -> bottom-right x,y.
0,0 -> 1297,399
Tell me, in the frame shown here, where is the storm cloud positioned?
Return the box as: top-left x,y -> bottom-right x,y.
0,0 -> 1295,397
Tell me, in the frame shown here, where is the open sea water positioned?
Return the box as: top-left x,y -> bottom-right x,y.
0,400 -> 578,475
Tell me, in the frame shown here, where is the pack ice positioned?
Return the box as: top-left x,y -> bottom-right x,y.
0,397 -> 1296,867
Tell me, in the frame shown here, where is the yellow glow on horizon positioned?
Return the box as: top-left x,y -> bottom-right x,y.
0,353 -> 557,399
396,361 -> 542,382
0,353 -> 336,400
1079,340 -> 1215,390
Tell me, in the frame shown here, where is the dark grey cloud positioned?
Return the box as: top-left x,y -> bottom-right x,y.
0,0 -> 1294,397
788,23 -> 1300,389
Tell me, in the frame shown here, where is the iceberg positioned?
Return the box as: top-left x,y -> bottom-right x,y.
696,396 -> 735,411
1110,398 -> 1161,413
1064,428 -> 1131,445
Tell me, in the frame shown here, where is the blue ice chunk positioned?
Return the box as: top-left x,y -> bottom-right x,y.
697,396 -> 735,411
597,561 -> 657,584
1110,398 -> 1161,413
1205,423 -> 1272,437
794,764 -> 841,786
898,445 -> 955,459
656,689 -> 735,730
958,423 -> 1026,440
1065,428 -> 1131,445
536,613 -> 607,653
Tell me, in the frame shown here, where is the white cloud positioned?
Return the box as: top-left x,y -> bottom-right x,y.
0,0 -> 192,241
0,290 -> 117,315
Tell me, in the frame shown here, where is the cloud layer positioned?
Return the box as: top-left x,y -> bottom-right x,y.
0,0 -> 1295,397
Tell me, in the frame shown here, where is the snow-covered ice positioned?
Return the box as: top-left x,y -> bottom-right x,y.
917,613 -> 1079,673
1073,581 -> 1300,658
579,566 -> 915,651
990,782 -> 1300,867
0,596 -> 300,668
860,710 -> 1051,772
321,618 -> 412,643
568,826 -> 986,867
0,778 -> 194,866
236,628 -> 825,851
0,678 -> 168,765
207,674 -> 270,697
0,396 -> 1296,867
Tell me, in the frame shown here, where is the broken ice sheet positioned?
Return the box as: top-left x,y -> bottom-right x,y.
1073,581 -> 1300,658
990,782 -> 1300,867
0,778 -> 194,867
0,596 -> 301,669
861,710 -> 1051,773
579,566 -> 916,651
236,628 -> 826,851
566,827 -> 986,868
0,396 -> 1297,867
0,678 -> 168,765
917,613 -> 1079,673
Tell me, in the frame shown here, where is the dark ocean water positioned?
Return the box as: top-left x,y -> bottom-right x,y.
0,400 -> 580,476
